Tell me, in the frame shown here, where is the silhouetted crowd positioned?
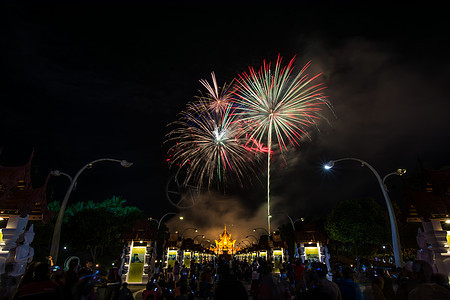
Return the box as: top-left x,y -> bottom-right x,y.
1,257 -> 450,299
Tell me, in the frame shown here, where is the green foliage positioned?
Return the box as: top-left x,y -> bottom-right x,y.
48,195 -> 143,223
47,201 -> 61,213
43,196 -> 143,264
62,207 -> 129,265
325,198 -> 390,246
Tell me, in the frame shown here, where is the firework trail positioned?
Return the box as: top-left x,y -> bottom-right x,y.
166,74 -> 258,189
233,55 -> 329,233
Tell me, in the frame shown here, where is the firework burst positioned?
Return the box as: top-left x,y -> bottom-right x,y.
233,55 -> 329,232
198,72 -> 233,116
166,75 -> 258,189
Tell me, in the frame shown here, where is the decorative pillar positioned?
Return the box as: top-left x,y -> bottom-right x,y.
0,215 -> 29,275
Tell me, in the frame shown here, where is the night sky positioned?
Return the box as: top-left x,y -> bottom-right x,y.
1,3 -> 449,240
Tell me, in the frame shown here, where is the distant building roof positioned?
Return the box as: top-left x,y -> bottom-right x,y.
405,162 -> 450,221
122,220 -> 158,241
0,150 -> 52,221
294,222 -> 328,243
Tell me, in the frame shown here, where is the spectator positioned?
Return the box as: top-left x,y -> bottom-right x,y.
250,266 -> 260,297
372,276 -> 386,300
61,257 -> 81,299
395,261 -> 417,300
0,263 -> 18,300
14,261 -> 62,300
142,280 -> 162,300
118,282 -> 133,300
430,272 -> 450,290
316,264 -> 341,300
337,266 -> 364,300
293,259 -> 306,297
199,273 -> 212,300
408,260 -> 450,300
173,261 -> 180,282
214,263 -> 248,300
377,268 -> 394,300
106,260 -> 122,300
258,264 -> 279,300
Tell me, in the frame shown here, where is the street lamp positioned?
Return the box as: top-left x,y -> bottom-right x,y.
49,158 -> 133,263
324,158 -> 405,267
253,227 -> 270,236
246,235 -> 259,244
241,240 -> 251,247
148,213 -> 182,230
181,228 -> 198,239
270,211 -> 297,231
193,235 -> 205,243
148,212 -> 182,273
383,169 -> 407,191
201,240 -> 211,248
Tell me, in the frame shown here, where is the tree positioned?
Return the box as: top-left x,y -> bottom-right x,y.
33,196 -> 143,264
63,207 -> 129,264
325,197 -> 390,257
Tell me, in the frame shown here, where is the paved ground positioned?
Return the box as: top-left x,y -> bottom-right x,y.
127,281 -> 254,300
128,284 -> 146,300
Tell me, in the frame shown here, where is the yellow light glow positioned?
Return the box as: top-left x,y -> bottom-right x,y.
214,225 -> 236,255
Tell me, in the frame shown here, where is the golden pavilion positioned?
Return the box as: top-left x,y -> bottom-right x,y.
212,225 -> 238,255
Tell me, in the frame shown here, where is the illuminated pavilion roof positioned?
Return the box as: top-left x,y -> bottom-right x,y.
213,225 -> 236,254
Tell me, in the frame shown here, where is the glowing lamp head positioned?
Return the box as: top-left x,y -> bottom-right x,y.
396,169 -> 407,176
179,216 -> 184,220
324,161 -> 335,170
51,170 -> 62,176
120,160 -> 133,168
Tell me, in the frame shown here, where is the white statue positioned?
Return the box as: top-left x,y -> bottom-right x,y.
416,227 -> 434,268
10,225 -> 35,277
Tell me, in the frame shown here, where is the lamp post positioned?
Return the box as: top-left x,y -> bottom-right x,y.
148,213 -> 182,273
149,213 -> 181,230
181,228 -> 198,239
193,235 -> 205,244
253,227 -> 270,236
324,158 -> 405,268
270,212 -> 303,260
270,212 -> 296,231
49,158 -> 133,264
246,235 -> 259,244
201,240 -> 211,248
241,240 -> 252,247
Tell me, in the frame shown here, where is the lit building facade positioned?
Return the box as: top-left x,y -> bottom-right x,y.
212,225 -> 238,255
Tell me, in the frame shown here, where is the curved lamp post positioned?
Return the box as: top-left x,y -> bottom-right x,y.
149,212 -> 181,230
181,228 -> 198,239
270,211 -> 297,231
241,240 -> 252,247
253,227 -> 270,236
193,235 -> 205,244
201,240 -> 211,248
149,212 -> 182,273
49,158 -> 133,263
246,235 -> 259,244
324,158 -> 405,267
